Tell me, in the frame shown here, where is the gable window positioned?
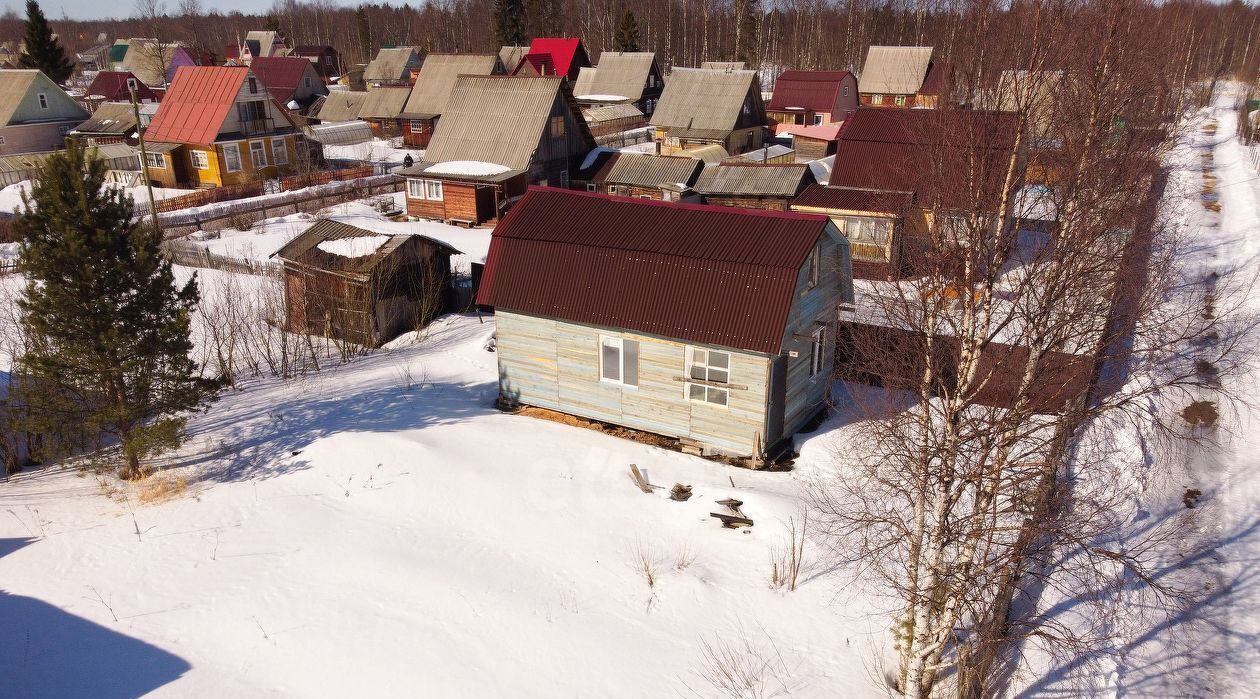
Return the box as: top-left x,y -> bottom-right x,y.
812,114 -> 824,126
599,335 -> 639,386
126,77 -> 138,93
270,138 -> 288,165
249,140 -> 268,167
807,242 -> 820,288
871,94 -> 883,105
142,152 -> 165,168
303,76 -> 312,89
687,347 -> 729,406
221,144 -> 241,172
842,86 -> 849,97
809,326 -> 827,378
895,95 -> 907,106
37,93 -> 47,109
190,150 -> 210,170
550,115 -> 565,138
248,77 -> 258,94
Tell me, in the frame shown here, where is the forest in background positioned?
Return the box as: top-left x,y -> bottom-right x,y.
0,0 -> 1254,88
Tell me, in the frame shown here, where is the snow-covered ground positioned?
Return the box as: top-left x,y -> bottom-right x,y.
323,138 -> 424,166
0,179 -> 187,214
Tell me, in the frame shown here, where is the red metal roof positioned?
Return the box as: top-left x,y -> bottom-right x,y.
145,66 -> 250,146
248,56 -> 314,104
827,108 -> 1018,210
526,37 -> 587,79
515,53 -> 556,76
918,62 -> 952,97
776,123 -> 842,140
85,71 -> 157,102
478,187 -> 832,355
793,184 -> 914,214
767,70 -> 852,113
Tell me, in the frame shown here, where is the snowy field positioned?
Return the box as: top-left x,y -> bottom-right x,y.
323,139 -> 424,166
0,180 -> 187,214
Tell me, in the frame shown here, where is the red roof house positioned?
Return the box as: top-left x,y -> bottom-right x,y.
247,56 -> 328,108
84,71 -> 158,103
766,70 -> 857,128
514,37 -> 590,81
478,187 -> 852,460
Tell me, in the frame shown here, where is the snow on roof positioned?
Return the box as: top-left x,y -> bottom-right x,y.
316,235 -> 392,258
576,93 -> 630,102
425,160 -> 512,177
580,146 -> 618,171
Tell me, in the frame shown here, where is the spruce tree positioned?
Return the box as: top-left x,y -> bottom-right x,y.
613,9 -> 641,52
14,141 -> 220,479
494,0 -> 527,47
17,0 -> 72,85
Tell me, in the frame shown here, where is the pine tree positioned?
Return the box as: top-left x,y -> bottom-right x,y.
494,0 -> 527,47
14,141 -> 220,479
17,0 -> 72,84
613,9 -> 641,52
735,0 -> 761,67
355,7 -> 372,63
526,0 -> 562,40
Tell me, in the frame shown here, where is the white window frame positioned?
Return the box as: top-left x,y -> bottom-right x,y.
686,347 -> 730,407
221,144 -> 241,172
425,179 -> 443,201
270,137 -> 288,166
809,326 -> 827,378
895,95 -> 907,106
249,140 -> 268,168
807,242 -> 820,288
871,94 -> 883,105
37,93 -> 47,109
599,335 -> 638,387
407,178 -> 425,199
608,184 -> 620,195
812,114 -> 824,126
586,183 -> 597,192
408,119 -> 424,132
190,149 -> 210,170
143,152 -> 165,168
0,136 -> 7,146
126,77 -> 138,93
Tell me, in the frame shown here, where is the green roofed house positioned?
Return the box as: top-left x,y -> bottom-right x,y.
0,71 -> 89,156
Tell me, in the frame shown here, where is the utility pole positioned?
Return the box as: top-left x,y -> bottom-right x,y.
129,84 -> 162,236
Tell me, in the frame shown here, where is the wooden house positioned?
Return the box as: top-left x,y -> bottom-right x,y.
84,71 -> 157,104
478,187 -> 854,461
364,47 -> 422,89
273,220 -> 460,348
70,102 -> 137,146
239,31 -> 288,66
498,45 -> 528,73
511,38 -> 590,81
581,102 -> 645,138
248,56 -> 328,113
586,152 -> 704,199
357,86 -> 410,137
291,45 -> 342,82
857,46 -> 950,109
725,144 -> 796,164
114,39 -> 200,88
789,108 -> 1021,280
694,162 -> 814,210
313,91 -> 367,123
399,53 -> 504,148
650,68 -> 767,156
395,75 -> 595,225
767,70 -> 857,130
0,71 -> 89,156
571,52 -> 664,117
141,66 -> 304,188
779,123 -> 840,161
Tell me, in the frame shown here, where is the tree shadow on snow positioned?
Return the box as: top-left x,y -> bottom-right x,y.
0,539 -> 191,698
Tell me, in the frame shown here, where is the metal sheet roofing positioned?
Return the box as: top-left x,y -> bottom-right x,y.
700,61 -> 745,70
768,70 -> 852,113
499,46 -> 528,72
792,184 -> 914,214
526,38 -> 588,78
364,47 -> 419,82
401,53 -> 501,118
85,71 -> 156,102
572,51 -> 657,102
598,152 -> 703,188
249,56 -> 321,104
477,187 -> 833,354
315,90 -> 368,122
137,66 -> 248,146
728,144 -> 795,163
694,162 -> 812,196
650,68 -> 760,134
304,120 -> 373,146
0,71 -> 87,126
73,102 -> 137,135
582,102 -> 643,123
858,46 -> 933,95
358,85 -> 410,119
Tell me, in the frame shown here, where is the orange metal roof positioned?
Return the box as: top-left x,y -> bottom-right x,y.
145,66 -> 249,146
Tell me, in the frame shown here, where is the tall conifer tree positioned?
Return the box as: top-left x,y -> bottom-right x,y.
614,9 -> 641,52
494,0 -> 527,47
17,0 -> 72,84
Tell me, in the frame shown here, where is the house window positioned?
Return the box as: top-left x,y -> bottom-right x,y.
639,194 -> 652,199
743,101 -> 751,116
143,152 -> 165,168
58,125 -> 70,135
586,183 -> 597,192
842,86 -> 849,97
844,216 -> 890,245
425,179 -> 443,200
687,347 -> 730,406
221,144 -> 241,172
409,120 -> 424,132
249,140 -> 267,167
871,94 -> 883,105
0,136 -> 7,145
599,335 -> 639,386
37,93 -> 47,109
895,95 -> 907,106
407,178 -> 425,198
807,242 -> 820,288
248,77 -> 258,94
608,185 -> 620,195
190,150 -> 210,170
550,115 -> 565,138
304,76 -> 312,89
812,114 -> 824,126
270,138 -> 288,165
126,77 -> 138,93
809,326 -> 827,378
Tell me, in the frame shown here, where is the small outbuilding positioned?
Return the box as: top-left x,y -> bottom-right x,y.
273,220 -> 461,348
693,162 -> 814,210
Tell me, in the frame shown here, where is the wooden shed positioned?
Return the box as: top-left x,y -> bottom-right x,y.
479,187 -> 854,461
588,151 -> 704,199
694,162 -> 814,211
272,220 -> 460,348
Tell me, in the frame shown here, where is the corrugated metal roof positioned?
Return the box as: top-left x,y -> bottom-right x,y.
572,51 -> 657,102
364,47 -> 419,82
583,102 -> 643,123
315,91 -> 368,122
681,143 -> 729,163
249,56 -> 321,104
700,61 -> 745,70
728,144 -> 795,163
918,61 -> 951,97
792,184 -> 914,214
401,53 -> 501,118
358,86 -> 410,119
499,46 -> 528,72
778,123 -> 841,140
304,120 -> 373,146
858,46 -> 933,95
477,187 -> 832,354
144,66 -> 248,146
768,70 -> 852,113
74,102 -> 137,134
119,39 -> 182,88
85,71 -> 156,101
694,162 -> 812,197
650,68 -> 760,134
527,38 -> 587,78
273,219 -> 460,278
418,75 -> 590,171
598,152 -> 703,188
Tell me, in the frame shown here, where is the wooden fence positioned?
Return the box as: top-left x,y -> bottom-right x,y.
162,240 -> 281,276
279,165 -> 374,191
135,165 -> 384,218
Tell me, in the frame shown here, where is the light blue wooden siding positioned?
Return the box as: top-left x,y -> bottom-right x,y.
771,222 -> 849,440
495,310 -> 771,456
